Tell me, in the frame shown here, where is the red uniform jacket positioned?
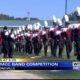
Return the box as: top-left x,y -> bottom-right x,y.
38,31 -> 42,41
66,29 -> 71,38
52,27 -> 57,33
78,25 -> 80,31
0,35 -> 2,45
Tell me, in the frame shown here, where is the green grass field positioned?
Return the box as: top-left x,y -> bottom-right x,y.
0,49 -> 77,61
0,46 -> 79,79
0,45 -> 77,61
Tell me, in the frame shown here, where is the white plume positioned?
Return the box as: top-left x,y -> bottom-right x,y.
57,18 -> 62,26
33,22 -> 40,30
44,20 -> 48,27
22,26 -> 25,30
64,15 -> 69,22
19,27 -> 22,32
52,16 -> 57,22
27,24 -> 33,30
76,7 -> 80,16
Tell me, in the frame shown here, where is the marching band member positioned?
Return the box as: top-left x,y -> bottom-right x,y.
49,16 -> 58,57
21,26 -> 26,53
68,24 -> 76,56
14,30 -> 18,52
61,15 -> 72,59
20,28 -> 25,53
16,29 -> 21,53
14,30 -> 17,43
17,27 -> 22,53
25,24 -> 33,55
42,20 -> 49,56
56,18 -> 64,58
8,28 -> 15,58
21,25 -> 25,33
32,22 -> 40,56
1,26 -> 9,58
37,23 -> 42,54
73,7 -> 80,60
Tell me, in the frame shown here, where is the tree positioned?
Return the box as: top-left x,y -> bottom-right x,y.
0,13 -> 39,20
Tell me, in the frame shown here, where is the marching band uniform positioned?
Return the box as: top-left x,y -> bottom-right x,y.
14,30 -> 18,52
42,28 -> 49,56
15,30 -> 20,52
76,25 -> 80,60
68,25 -> 76,56
18,28 -> 22,53
49,16 -> 58,57
73,7 -> 80,60
8,29 -> 15,58
32,23 -> 40,56
73,24 -> 80,60
62,27 -> 72,59
18,27 -> 25,53
0,33 -> 3,54
1,26 -> 9,58
25,24 -> 32,55
20,29 -> 25,53
56,19 -> 64,58
16,29 -> 21,53
42,21 -> 49,56
32,31 -> 39,56
37,29 -> 42,54
25,31 -> 32,54
62,15 -> 72,59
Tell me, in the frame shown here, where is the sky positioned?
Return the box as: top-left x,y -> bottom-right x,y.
0,0 -> 80,20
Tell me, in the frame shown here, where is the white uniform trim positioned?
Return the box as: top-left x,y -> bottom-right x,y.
68,25 -> 73,29
14,31 -> 17,35
61,28 -> 67,32
55,31 -> 62,35
21,33 -> 24,36
73,24 -> 79,29
8,30 -> 11,34
33,33 -> 38,38
68,23 -> 80,29
5,31 -> 9,36
42,31 -> 46,35
17,30 -> 20,34
27,33 -> 31,37
18,34 -> 21,37
25,33 -> 31,37
50,28 -> 55,31
11,34 -> 15,39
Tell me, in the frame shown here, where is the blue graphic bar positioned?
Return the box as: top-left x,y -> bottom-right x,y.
0,62 -> 73,70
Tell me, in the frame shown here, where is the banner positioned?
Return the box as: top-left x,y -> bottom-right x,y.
0,62 -> 73,70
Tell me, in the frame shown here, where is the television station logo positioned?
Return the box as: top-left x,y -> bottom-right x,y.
73,62 -> 80,70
